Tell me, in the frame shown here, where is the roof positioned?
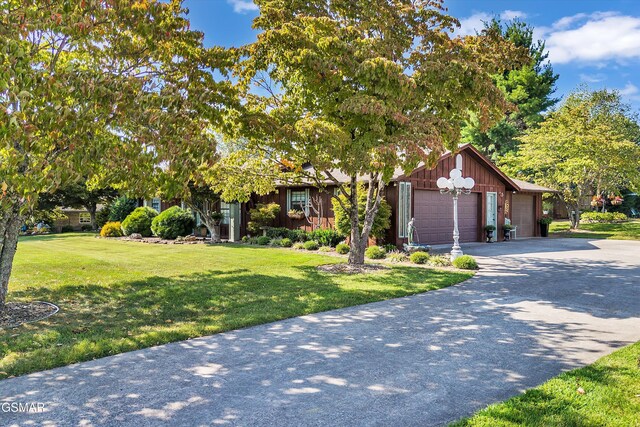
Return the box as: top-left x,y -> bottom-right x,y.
510,178 -> 557,193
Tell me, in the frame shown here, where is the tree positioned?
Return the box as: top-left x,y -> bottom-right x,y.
237,0 -> 527,264
0,1 -> 234,306
37,181 -> 118,230
462,18 -> 559,160
333,185 -> 391,240
502,89 -> 640,229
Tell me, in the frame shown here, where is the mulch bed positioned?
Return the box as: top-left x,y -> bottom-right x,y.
317,263 -> 389,274
0,302 -> 59,328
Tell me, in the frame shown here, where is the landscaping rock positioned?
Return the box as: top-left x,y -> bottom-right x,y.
129,233 -> 142,240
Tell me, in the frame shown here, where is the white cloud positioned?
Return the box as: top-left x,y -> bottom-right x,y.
457,10 -> 527,36
227,0 -> 257,14
619,82 -> 638,96
579,73 -> 606,83
543,12 -> 640,64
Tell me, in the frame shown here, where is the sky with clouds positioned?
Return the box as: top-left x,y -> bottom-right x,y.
183,0 -> 640,111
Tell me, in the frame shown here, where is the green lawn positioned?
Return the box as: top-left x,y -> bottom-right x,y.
0,234 -> 472,379
451,341 -> 640,427
551,219 -> 640,240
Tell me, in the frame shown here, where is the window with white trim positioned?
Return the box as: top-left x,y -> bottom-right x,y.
398,182 -> 411,238
151,198 -> 161,213
220,201 -> 230,225
79,212 -> 91,224
288,189 -> 309,213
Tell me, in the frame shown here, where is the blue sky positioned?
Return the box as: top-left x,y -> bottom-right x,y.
183,0 -> 640,111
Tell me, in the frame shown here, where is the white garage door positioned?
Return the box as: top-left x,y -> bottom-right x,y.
512,194 -> 535,238
413,190 -> 479,245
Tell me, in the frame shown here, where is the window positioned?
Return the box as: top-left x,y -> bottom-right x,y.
220,201 -> 230,225
79,212 -> 91,224
398,182 -> 412,238
151,198 -> 161,213
288,189 -> 309,213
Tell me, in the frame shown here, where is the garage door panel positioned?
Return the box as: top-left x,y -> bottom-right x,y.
512,194 -> 535,238
413,191 -> 479,245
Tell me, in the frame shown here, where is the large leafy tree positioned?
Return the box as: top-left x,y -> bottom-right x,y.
462,19 -> 559,160
502,89 -> 640,229
237,0 -> 527,264
0,0 -> 235,306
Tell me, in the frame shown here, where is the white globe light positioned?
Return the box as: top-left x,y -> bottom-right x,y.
463,177 -> 475,190
436,177 -> 449,189
447,180 -> 454,190
453,176 -> 465,188
449,169 -> 462,179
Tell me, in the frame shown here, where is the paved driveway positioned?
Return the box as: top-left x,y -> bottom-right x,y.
3,239 -> 640,426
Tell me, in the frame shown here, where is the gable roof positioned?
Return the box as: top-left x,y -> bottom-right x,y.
510,178 -> 557,193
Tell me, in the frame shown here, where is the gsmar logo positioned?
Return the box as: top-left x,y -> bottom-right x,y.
1,402 -> 46,413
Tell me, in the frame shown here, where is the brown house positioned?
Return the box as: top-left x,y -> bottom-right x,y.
251,144 -> 553,247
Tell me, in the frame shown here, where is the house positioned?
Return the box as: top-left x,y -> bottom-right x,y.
251,144 -> 554,246
53,206 -> 104,232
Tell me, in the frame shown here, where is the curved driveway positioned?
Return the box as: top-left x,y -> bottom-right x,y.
3,238 -> 640,426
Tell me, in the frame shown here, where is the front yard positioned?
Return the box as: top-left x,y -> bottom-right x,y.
0,234 -> 472,379
550,219 -> 640,240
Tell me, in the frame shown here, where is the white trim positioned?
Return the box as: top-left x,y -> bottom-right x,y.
398,182 -> 411,238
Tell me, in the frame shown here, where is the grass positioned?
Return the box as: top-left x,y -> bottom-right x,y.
550,219 -> 640,240
0,233 -> 472,379
451,341 -> 640,427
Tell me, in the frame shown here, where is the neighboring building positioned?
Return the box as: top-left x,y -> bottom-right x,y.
253,144 -> 554,247
53,206 -> 104,232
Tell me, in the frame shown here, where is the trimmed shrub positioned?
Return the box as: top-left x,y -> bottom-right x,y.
318,246 -> 333,252
257,236 -> 271,245
410,251 -> 430,264
247,203 -> 280,235
452,255 -> 478,270
336,243 -> 350,254
60,225 -> 75,233
308,228 -> 344,247
108,197 -> 138,222
429,255 -> 451,267
387,251 -> 409,263
280,238 -> 293,247
365,245 -> 386,259
292,242 -> 305,250
150,206 -> 195,240
382,243 -> 397,253
269,238 -> 283,246
581,211 -> 627,223
100,221 -> 123,237
333,183 -> 392,239
121,207 -> 157,237
303,240 -> 319,251
241,235 -> 250,243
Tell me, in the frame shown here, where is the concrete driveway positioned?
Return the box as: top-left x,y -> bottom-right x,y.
3,238 -> 640,426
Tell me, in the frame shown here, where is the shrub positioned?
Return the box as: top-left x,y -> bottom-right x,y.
452,255 -> 478,270
121,207 -> 157,237
332,184 -> 392,239
303,240 -> 319,250
80,225 -> 94,232
100,221 -> 123,237
581,211 -> 627,223
365,245 -> 386,259
108,197 -> 138,222
429,255 -> 451,267
266,227 -> 291,239
292,242 -> 305,250
269,237 -> 283,246
318,246 -> 333,252
289,229 -> 309,242
150,206 -> 195,240
308,228 -> 344,247
60,225 -> 75,233
410,251 -> 430,264
241,235 -> 250,243
280,238 -> 293,247
387,251 -> 409,263
257,236 -> 271,245
537,214 -> 553,225
245,237 -> 258,245
247,203 -> 280,235
382,243 -> 397,253
96,206 -> 111,228
336,243 -> 350,254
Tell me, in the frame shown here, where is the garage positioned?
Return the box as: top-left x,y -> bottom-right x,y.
413,190 -> 479,245
511,194 -> 536,238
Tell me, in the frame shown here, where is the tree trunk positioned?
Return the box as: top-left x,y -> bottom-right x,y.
347,175 -> 384,265
0,205 -> 22,307
185,201 -> 220,243
87,203 -> 97,231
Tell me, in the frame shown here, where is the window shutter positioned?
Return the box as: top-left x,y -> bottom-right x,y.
286,189 -> 291,211
305,188 -> 310,215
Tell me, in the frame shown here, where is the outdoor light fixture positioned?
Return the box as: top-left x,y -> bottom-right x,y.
436,168 -> 475,260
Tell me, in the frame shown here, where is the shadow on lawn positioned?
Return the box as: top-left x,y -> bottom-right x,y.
3,264 -> 468,378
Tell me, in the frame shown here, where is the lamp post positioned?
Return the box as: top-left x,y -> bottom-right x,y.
436,169 -> 475,260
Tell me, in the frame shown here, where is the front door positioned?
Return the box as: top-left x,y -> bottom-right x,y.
486,192 -> 497,241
